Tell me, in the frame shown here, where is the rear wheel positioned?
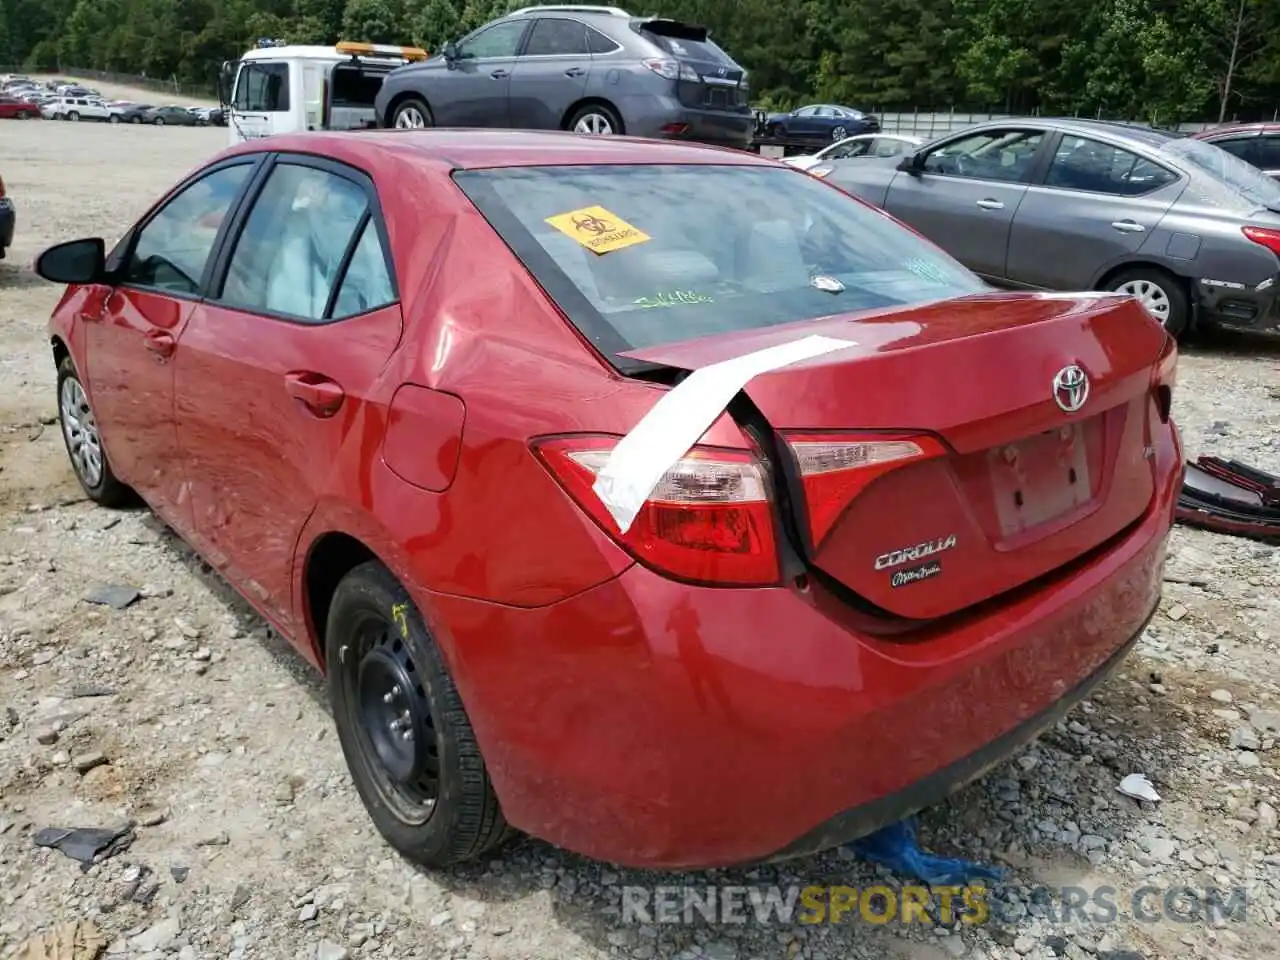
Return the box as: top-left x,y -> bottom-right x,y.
568,103 -> 622,136
392,97 -> 433,129
153,116 -> 165,125
1104,267 -> 1189,339
832,125 -> 847,141
326,561 -> 511,867
56,356 -> 132,507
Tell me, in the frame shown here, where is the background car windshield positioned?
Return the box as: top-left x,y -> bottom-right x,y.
1162,137 -> 1280,211
454,164 -> 985,359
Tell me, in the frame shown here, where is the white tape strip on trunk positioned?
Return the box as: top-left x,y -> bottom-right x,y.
593,335 -> 859,534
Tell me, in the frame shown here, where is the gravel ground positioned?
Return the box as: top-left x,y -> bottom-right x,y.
3,115 -> 1280,960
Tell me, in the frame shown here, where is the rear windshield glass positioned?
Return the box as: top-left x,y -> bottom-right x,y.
453,164 -> 986,365
637,24 -> 733,63
1161,137 -> 1280,212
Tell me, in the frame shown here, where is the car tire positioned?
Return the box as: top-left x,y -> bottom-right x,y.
67,110 -> 80,121
55,356 -> 132,507
16,110 -> 30,120
567,103 -> 622,136
326,561 -> 512,868
1104,267 -> 1190,339
154,116 -> 164,125
109,113 -> 120,123
391,97 -> 433,129
832,125 -> 847,141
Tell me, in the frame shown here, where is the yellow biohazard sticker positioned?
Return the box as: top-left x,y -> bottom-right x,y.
544,205 -> 651,255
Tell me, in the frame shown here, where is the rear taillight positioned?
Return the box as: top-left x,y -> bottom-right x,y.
0,174 -> 5,199
783,433 -> 948,548
1151,334 -> 1178,423
1242,225 -> 1280,256
534,435 -> 780,586
642,58 -> 700,83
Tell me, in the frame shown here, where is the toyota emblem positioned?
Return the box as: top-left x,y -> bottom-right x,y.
1052,364 -> 1090,413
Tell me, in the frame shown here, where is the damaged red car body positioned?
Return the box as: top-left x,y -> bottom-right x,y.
41,130 -> 1183,870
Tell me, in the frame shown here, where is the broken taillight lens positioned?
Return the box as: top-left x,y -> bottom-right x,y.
534,436 -> 780,586
1242,225 -> 1280,257
784,433 -> 948,548
1151,333 -> 1178,423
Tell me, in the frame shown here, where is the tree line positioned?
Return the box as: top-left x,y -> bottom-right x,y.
1,0 -> 1278,123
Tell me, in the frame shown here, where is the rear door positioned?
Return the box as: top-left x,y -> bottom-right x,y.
507,16 -> 592,130
1007,132 -> 1184,290
174,155 -> 402,633
432,19 -> 529,127
884,127 -> 1049,280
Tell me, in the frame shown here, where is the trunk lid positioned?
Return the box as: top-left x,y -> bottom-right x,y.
620,291 -> 1170,620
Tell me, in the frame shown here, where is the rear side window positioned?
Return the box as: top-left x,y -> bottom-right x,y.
1045,135 -> 1177,196
454,164 -> 984,364
525,18 -> 589,56
586,27 -> 620,54
1211,136 -> 1258,163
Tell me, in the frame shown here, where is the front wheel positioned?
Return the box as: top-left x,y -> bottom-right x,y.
56,356 -> 132,507
1104,267 -> 1189,339
153,116 -> 164,125
67,110 -> 80,121
568,103 -> 622,136
109,113 -> 121,123
326,562 -> 511,867
392,97 -> 433,129
831,125 -> 847,141
16,110 -> 30,120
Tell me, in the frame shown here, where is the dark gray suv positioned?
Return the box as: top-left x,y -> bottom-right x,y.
373,4 -> 754,148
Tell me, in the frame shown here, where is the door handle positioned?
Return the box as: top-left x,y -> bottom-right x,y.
1111,219 -> 1147,233
284,371 -> 345,418
490,69 -> 509,79
564,66 -> 586,77
144,330 -> 176,359
976,199 -> 1004,210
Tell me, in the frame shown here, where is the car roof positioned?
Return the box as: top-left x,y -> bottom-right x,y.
1195,122 -> 1280,137
223,129 -> 778,172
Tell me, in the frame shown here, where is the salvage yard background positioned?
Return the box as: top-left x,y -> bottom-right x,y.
2,112 -> 1280,960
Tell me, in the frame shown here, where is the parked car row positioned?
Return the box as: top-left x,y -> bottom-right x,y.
810,118 -> 1280,339
2,73 -> 222,125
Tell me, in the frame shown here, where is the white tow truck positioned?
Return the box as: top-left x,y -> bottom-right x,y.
220,39 -> 428,145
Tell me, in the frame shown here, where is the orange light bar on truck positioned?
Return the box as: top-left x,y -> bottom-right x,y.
335,41 -> 428,61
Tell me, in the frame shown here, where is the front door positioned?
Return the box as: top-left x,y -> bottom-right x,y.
1006,133 -> 1182,290
84,159 -> 259,530
175,156 -> 403,631
230,60 -> 292,142
884,127 -> 1048,280
507,16 -> 591,131
433,19 -> 529,127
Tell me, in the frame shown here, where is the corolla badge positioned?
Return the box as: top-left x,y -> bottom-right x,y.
874,534 -> 957,571
1052,364 -> 1090,413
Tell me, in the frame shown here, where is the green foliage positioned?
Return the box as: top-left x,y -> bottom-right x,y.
4,0 -> 1279,121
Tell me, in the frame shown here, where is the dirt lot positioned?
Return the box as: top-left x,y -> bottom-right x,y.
2,111 -> 1280,960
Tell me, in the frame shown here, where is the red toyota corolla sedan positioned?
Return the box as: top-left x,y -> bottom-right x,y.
37,130 -> 1182,870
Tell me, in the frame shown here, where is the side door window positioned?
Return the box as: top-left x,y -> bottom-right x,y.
457,20 -> 528,60
218,162 -> 390,322
523,17 -> 590,56
921,129 -> 1045,183
827,138 -> 871,159
1253,135 -> 1280,174
1044,135 -> 1178,196
872,137 -> 909,158
1210,135 -> 1258,164
121,163 -> 255,296
234,62 -> 290,112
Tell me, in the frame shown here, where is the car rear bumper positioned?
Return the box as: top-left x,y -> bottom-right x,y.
622,95 -> 754,148
1195,274 -> 1280,332
0,199 -> 14,254
423,420 -> 1181,869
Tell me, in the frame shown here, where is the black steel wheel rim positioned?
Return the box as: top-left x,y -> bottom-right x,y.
343,613 -> 440,823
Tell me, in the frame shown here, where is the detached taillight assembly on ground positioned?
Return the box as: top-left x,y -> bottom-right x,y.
534,436 -> 780,586
782,433 -> 948,548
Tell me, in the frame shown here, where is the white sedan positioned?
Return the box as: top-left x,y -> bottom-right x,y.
785,133 -> 924,172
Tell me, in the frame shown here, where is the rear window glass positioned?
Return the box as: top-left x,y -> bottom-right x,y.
453,164 -> 985,365
638,24 -> 733,63
1162,137 -> 1280,212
